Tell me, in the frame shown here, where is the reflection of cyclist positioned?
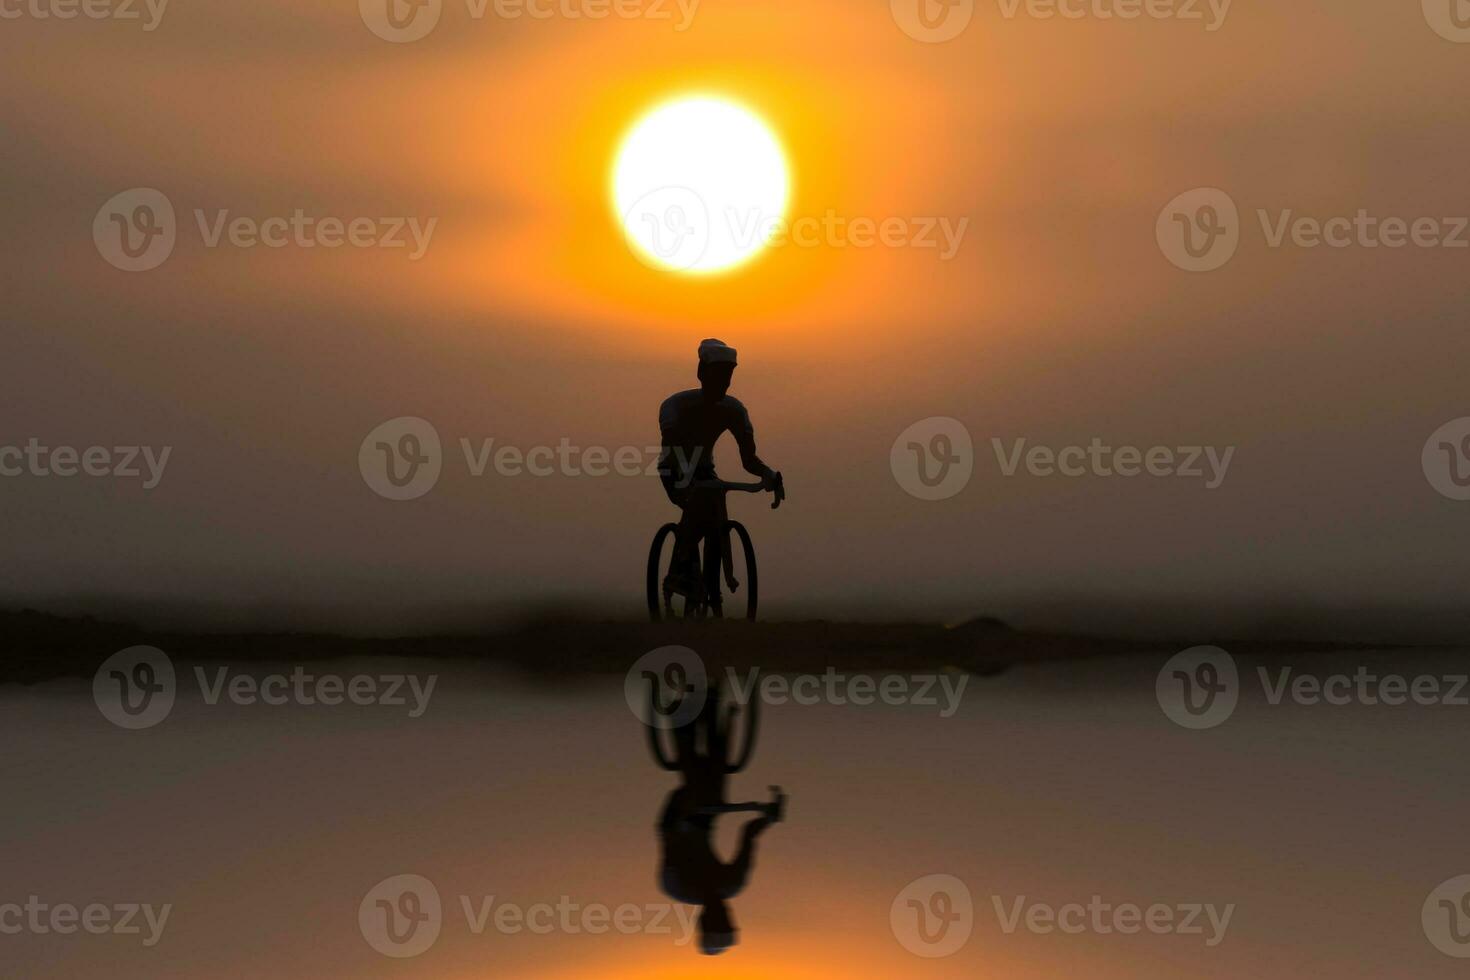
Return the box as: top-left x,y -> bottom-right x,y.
657,339 -> 781,597
659,786 -> 783,954
650,682 -> 786,956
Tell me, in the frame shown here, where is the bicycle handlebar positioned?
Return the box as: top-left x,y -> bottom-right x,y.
690,472 -> 785,509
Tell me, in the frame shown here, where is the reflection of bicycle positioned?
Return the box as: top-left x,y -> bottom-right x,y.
647,475 -> 784,622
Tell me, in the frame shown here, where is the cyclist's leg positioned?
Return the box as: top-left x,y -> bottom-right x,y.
660,473 -> 700,594
675,486 -> 721,574
701,531 -> 721,604
699,491 -> 729,600
661,472 -> 692,562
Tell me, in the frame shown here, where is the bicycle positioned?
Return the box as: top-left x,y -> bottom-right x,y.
647,473 -> 784,622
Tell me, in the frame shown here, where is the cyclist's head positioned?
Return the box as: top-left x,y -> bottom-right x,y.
696,338 -> 737,398
698,900 -> 737,955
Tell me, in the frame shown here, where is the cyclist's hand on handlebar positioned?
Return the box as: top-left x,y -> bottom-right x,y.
768,471 -> 785,509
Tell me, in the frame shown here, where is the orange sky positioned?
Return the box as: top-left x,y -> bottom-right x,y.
4,0 -> 1470,630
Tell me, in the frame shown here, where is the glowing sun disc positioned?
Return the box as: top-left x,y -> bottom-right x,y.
613,96 -> 790,275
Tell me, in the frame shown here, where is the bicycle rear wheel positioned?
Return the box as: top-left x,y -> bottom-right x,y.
647,523 -> 708,622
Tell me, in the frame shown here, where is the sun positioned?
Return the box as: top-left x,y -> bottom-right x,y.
612,95 -> 790,276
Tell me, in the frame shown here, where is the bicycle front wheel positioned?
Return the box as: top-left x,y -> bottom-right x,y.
724,520 -> 758,622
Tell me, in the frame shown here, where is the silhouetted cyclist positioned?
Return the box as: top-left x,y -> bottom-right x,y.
658,339 -> 782,599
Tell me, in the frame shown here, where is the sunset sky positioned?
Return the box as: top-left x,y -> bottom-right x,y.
9,7 -> 1470,979
5,0 -> 1470,632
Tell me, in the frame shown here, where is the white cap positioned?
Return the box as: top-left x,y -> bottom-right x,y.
698,338 -> 738,365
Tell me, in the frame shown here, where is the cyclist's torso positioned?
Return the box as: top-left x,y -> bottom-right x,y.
658,389 -> 754,481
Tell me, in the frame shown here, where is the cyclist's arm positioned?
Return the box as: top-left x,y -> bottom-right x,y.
730,407 -> 777,485
739,444 -> 774,482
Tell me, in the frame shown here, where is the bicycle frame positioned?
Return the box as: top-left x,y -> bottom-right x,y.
647,475 -> 781,621
688,473 -> 785,509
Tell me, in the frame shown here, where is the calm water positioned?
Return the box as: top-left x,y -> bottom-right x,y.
3,650 -> 1469,977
